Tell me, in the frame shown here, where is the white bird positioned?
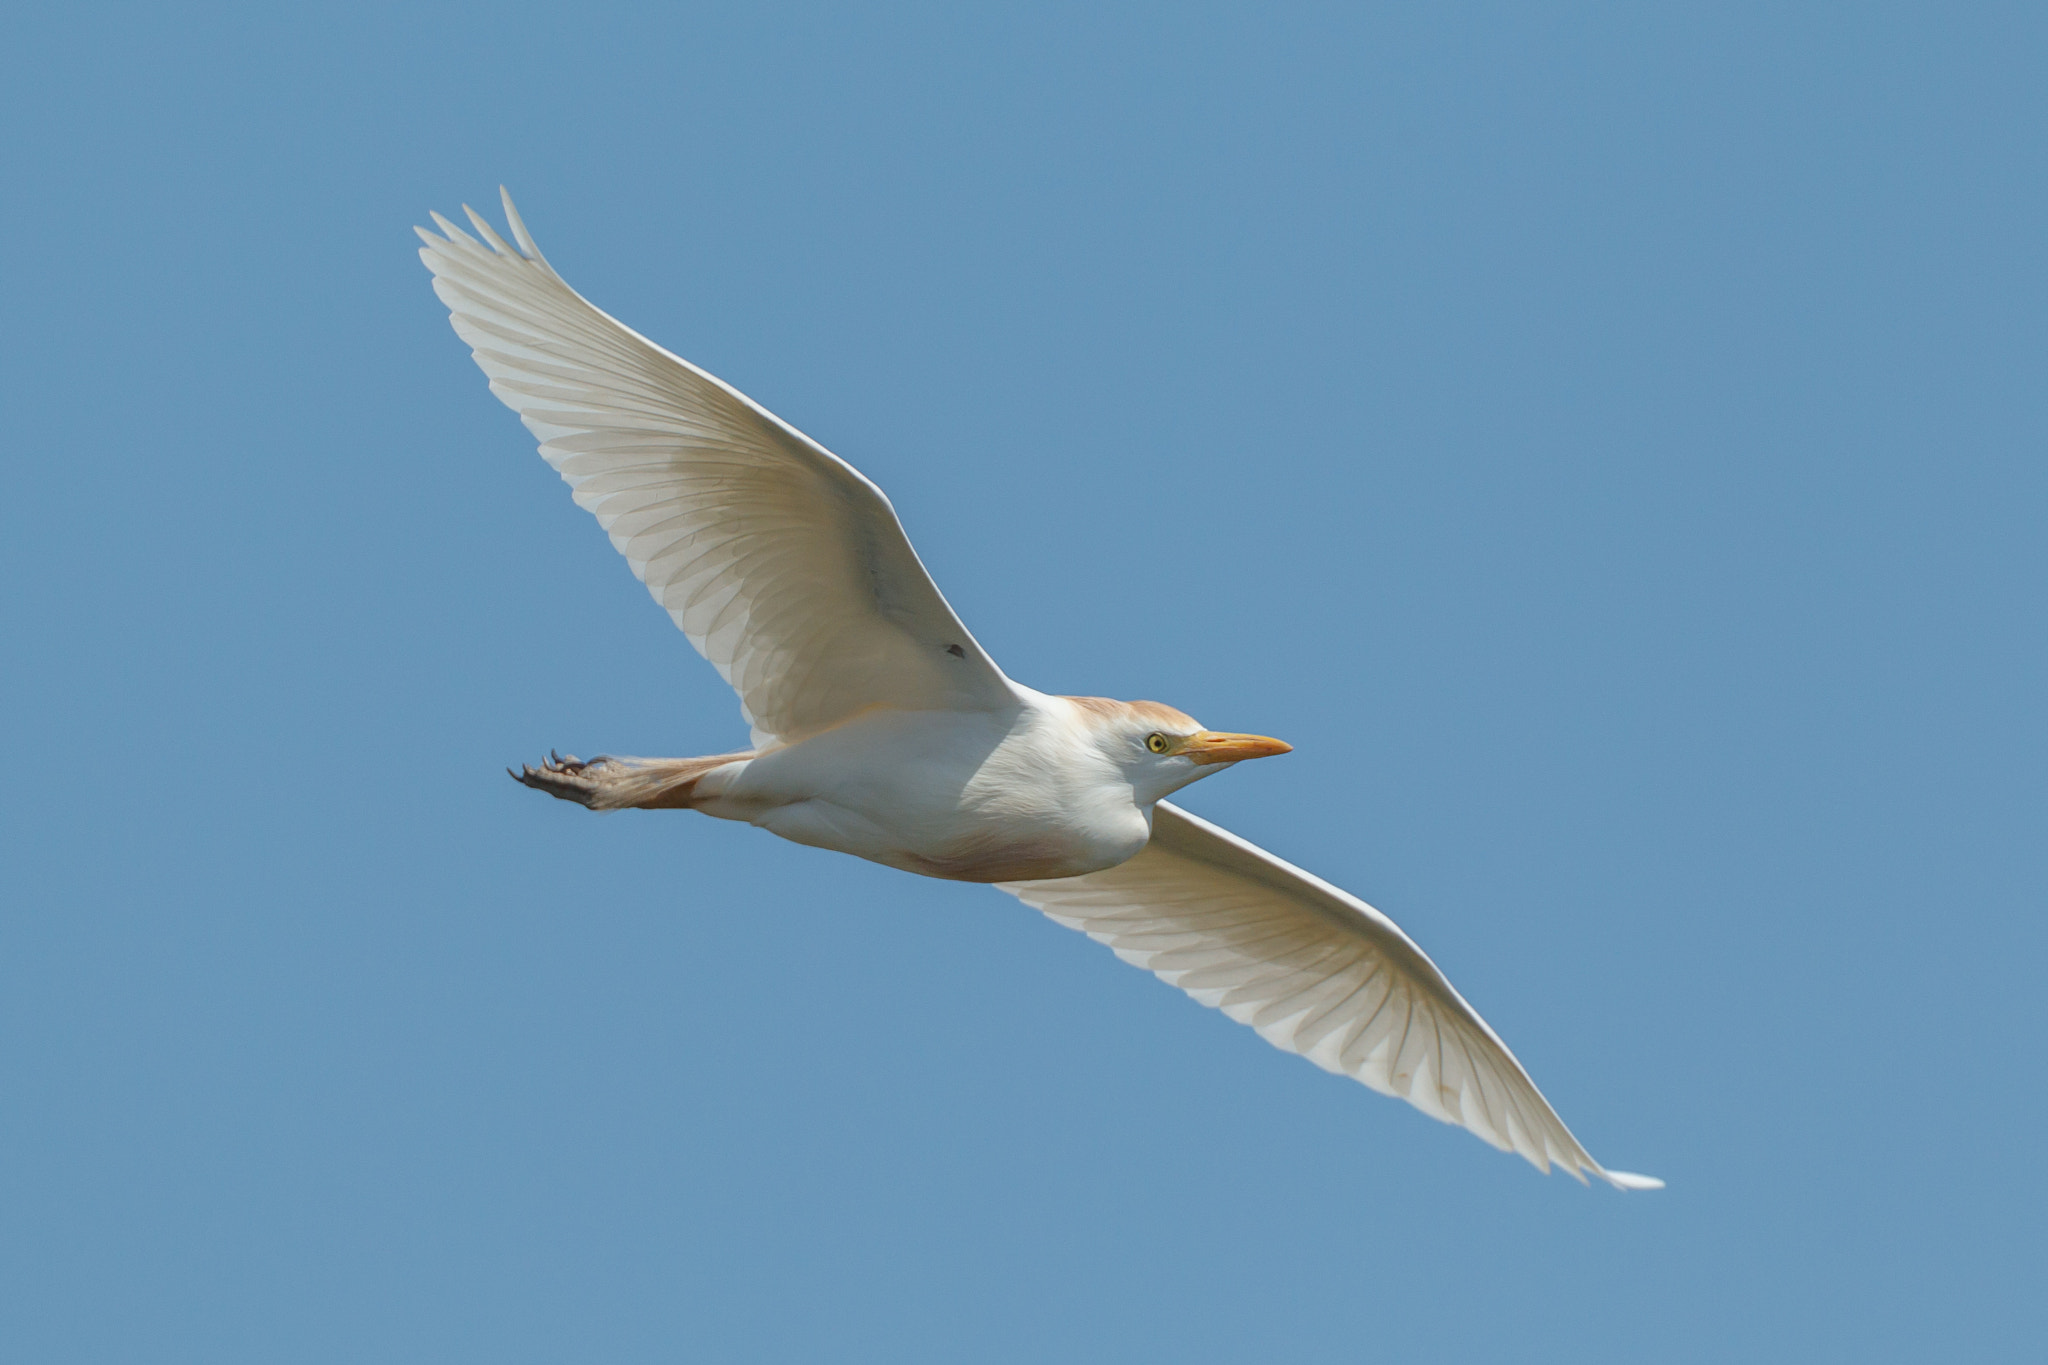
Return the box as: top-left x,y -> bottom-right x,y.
419,190 -> 1662,1191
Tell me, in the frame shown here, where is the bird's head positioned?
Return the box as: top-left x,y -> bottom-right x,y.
1065,696 -> 1293,804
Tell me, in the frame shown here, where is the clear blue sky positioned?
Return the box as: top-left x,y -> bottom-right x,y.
4,4 -> 2043,1360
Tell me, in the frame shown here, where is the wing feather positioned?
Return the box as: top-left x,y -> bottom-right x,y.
419,190 -> 1016,744
999,802 -> 1660,1189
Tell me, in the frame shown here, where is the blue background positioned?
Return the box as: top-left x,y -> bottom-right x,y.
4,4 -> 2043,1360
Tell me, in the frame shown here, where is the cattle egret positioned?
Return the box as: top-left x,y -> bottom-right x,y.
419,191 -> 1661,1190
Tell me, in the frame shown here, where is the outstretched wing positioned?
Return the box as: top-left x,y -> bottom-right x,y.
999,802 -> 1660,1189
419,190 -> 1016,746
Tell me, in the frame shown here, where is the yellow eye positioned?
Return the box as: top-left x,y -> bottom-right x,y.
1146,733 -> 1171,754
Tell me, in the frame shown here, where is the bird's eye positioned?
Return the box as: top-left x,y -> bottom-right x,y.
1146,733 -> 1170,754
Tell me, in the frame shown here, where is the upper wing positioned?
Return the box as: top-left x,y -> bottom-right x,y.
999,802 -> 1661,1189
418,190 -> 1016,746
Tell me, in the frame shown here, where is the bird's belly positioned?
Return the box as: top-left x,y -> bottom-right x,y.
750,797 -> 1145,883
895,824 -> 1130,883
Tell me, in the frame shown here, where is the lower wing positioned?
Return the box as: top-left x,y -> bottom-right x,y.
998,801 -> 1661,1189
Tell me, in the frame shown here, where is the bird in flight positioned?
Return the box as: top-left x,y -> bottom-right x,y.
419,190 -> 1660,1190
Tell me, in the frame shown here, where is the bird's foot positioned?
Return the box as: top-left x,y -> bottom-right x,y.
509,748 -> 753,811
510,750 -> 616,808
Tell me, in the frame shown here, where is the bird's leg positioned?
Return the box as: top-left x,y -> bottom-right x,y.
510,749 -> 752,811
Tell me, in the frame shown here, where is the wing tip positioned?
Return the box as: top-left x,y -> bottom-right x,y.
1600,1168 -> 1666,1191
415,188 -> 551,274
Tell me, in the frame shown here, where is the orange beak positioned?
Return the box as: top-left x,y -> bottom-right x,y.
1180,731 -> 1294,765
